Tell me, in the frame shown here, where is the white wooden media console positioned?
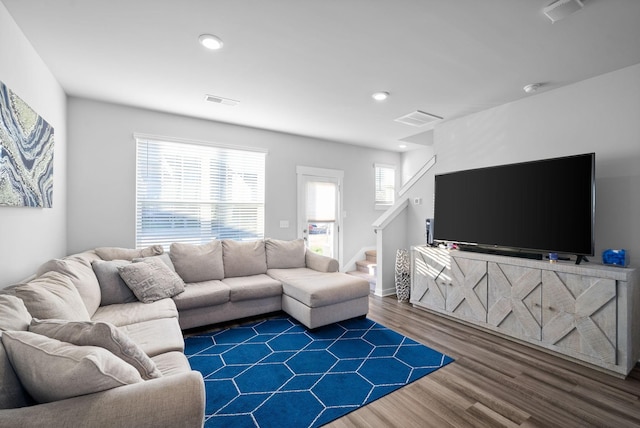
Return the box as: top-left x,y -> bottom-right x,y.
410,246 -> 639,377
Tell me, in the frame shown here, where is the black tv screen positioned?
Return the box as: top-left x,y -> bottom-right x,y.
433,153 -> 595,257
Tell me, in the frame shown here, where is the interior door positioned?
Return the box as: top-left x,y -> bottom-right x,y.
297,174 -> 340,260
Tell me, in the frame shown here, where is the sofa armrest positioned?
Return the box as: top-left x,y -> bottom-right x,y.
305,251 -> 339,273
0,371 -> 205,428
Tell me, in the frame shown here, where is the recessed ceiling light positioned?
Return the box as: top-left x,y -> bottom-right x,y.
398,144 -> 408,149
199,34 -> 224,50
372,91 -> 389,101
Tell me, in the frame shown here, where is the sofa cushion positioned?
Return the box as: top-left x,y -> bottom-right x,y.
118,258 -> 185,303
91,298 -> 178,327
36,251 -> 102,316
222,274 -> 282,302
0,338 -> 32,409
118,317 -> 185,357
1,331 -> 142,404
0,298 -> 33,409
0,295 -> 32,332
92,259 -> 138,305
151,351 -> 192,377
222,240 -> 267,278
172,280 -> 230,311
14,271 -> 91,321
133,253 -> 175,271
265,238 -> 306,269
95,245 -> 164,261
268,268 -> 370,308
169,241 -> 224,282
30,318 -> 161,380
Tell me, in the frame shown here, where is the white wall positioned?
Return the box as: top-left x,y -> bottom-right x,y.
404,63 -> 640,267
0,4 -> 67,287
67,97 -> 400,266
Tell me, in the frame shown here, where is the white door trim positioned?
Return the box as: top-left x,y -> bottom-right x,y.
296,166 -> 344,269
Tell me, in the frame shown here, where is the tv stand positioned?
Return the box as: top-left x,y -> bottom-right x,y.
410,246 -> 639,378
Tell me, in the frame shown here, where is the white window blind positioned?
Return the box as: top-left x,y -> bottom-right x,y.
375,164 -> 395,208
136,137 -> 265,249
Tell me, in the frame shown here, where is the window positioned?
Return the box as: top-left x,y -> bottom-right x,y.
135,136 -> 266,249
374,163 -> 395,209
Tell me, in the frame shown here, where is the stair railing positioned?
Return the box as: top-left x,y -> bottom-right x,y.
370,155 -> 437,296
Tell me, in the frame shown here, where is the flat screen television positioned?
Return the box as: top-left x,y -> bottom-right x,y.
433,153 -> 595,262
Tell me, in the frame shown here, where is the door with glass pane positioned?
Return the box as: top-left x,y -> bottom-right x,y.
297,173 -> 340,260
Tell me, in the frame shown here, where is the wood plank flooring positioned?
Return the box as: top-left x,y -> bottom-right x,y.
326,295 -> 640,428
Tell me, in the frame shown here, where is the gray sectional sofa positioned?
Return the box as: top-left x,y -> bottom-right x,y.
0,238 -> 369,428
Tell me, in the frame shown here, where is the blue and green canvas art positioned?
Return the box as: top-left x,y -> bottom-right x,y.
0,80 -> 54,208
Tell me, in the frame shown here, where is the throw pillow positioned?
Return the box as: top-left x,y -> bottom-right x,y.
92,259 -> 138,305
169,241 -> 224,283
1,331 -> 142,403
36,252 -> 102,316
95,245 -> 164,261
29,318 -> 161,380
0,295 -> 32,332
265,238 -> 306,269
117,258 -> 185,303
13,271 -> 91,321
222,240 -> 267,278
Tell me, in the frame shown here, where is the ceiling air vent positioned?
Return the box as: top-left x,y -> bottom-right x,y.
204,94 -> 240,107
394,110 -> 443,127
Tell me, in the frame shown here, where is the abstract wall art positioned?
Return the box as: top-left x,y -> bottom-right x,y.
0,80 -> 54,208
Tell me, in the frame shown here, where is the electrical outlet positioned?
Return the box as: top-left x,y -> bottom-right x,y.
413,197 -> 422,205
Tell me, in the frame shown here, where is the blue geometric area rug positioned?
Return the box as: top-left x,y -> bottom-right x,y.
185,316 -> 454,428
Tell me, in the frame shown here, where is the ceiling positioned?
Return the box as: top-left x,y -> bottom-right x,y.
3,0 -> 639,152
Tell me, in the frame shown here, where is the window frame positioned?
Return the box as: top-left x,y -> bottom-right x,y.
374,163 -> 396,210
134,134 -> 267,249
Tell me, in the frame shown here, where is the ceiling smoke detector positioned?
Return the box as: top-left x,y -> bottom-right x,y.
204,94 -> 240,107
543,0 -> 584,23
394,110 -> 443,127
523,83 -> 542,93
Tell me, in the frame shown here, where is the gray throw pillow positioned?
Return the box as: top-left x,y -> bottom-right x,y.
30,318 -> 161,380
118,258 -> 185,303
95,245 -> 164,261
2,331 -> 142,404
92,260 -> 138,305
265,238 -> 306,269
13,271 -> 91,321
169,241 -> 224,282
222,240 -> 268,278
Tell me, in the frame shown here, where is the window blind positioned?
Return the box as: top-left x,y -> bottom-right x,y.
375,164 -> 395,207
136,138 -> 265,249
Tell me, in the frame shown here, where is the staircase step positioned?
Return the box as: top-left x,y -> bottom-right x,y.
365,250 -> 377,263
355,260 -> 376,275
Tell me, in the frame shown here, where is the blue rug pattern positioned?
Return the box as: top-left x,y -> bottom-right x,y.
185,316 -> 453,428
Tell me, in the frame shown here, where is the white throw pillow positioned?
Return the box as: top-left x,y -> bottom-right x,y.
1,331 -> 142,403
29,318 -> 161,380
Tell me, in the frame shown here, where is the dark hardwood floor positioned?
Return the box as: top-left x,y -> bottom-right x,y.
325,295 -> 640,428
